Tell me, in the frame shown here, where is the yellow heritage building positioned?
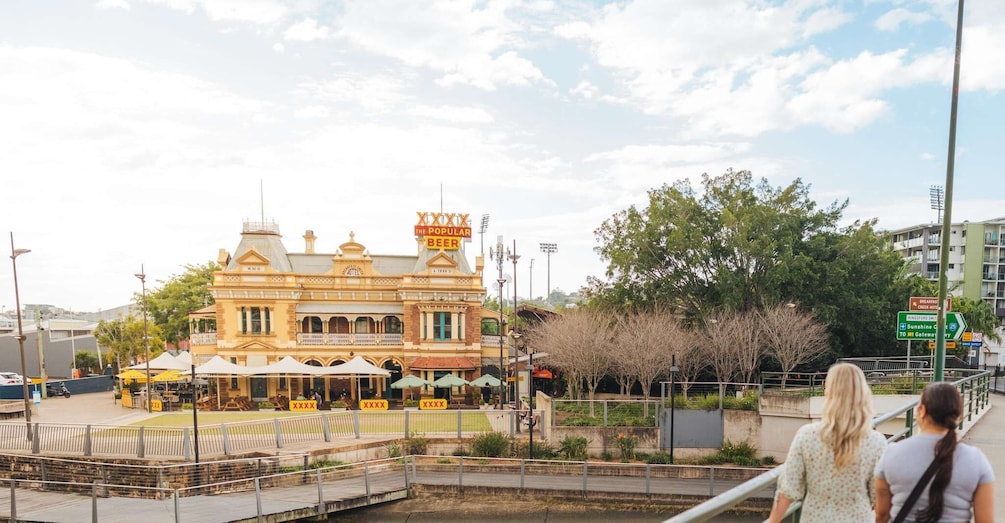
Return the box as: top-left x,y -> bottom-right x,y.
188,213 -> 503,404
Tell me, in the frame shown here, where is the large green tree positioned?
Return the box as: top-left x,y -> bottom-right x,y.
140,261 -> 218,346
588,169 -> 928,359
93,315 -> 165,371
588,170 -> 844,323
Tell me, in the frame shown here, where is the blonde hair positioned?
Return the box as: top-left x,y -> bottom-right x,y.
819,363 -> 874,468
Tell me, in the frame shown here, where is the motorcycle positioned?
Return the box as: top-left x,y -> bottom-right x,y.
47,382 -> 71,398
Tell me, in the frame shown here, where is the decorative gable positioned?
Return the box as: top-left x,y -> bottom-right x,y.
424,252 -> 459,273
235,248 -> 274,273
331,231 -> 376,276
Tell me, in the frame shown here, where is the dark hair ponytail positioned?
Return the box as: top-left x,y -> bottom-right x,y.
916,383 -> 962,523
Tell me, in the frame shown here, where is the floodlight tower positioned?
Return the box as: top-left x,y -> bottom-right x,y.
539,243 -> 557,304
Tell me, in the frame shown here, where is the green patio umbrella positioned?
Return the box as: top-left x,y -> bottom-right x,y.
390,374 -> 431,400
469,374 -> 501,388
432,374 -> 469,404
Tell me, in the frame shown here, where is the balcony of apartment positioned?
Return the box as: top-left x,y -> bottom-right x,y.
985,234 -> 1000,246
295,332 -> 403,346
927,235 -> 941,245
925,272 -> 940,279
190,332 -> 217,346
893,237 -> 925,251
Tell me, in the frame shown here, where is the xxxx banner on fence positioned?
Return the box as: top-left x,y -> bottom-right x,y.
419,398 -> 448,410
289,400 -> 317,412
359,399 -> 388,410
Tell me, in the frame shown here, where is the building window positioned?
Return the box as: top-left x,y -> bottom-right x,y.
278,375 -> 287,390
433,312 -> 452,340
251,308 -> 262,334
242,307 -> 271,335
344,266 -> 361,276
383,316 -> 402,334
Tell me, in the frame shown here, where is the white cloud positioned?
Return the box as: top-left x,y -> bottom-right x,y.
408,105 -> 494,124
875,8 -> 932,31
569,80 -> 598,100
293,105 -> 329,119
586,142 -> 752,165
284,17 -> 330,42
96,0 -> 130,9
332,0 -> 549,91
921,152 -> 936,160
272,42 -> 284,54
143,0 -> 289,25
297,72 -> 409,112
802,7 -> 853,38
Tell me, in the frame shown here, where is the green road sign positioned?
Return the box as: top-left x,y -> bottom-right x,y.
896,311 -> 968,341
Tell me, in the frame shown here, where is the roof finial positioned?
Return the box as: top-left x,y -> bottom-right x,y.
349,231 -> 355,242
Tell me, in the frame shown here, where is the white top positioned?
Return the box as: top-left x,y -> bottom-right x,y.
777,422 -> 888,523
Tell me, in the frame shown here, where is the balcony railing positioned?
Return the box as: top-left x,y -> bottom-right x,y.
190,332 -> 217,345
295,333 -> 403,346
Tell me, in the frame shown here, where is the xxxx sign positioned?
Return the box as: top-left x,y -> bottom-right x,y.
359,399 -> 388,411
289,400 -> 317,412
419,398 -> 448,410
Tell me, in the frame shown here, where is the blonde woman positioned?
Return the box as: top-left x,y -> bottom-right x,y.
768,363 -> 888,522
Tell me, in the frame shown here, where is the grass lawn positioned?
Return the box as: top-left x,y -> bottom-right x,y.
127,410 -> 493,433
131,411 -> 308,427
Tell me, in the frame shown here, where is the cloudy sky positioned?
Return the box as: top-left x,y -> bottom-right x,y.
1,0 -> 1003,313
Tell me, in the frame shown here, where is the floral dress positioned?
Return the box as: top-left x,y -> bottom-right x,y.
776,422 -> 888,523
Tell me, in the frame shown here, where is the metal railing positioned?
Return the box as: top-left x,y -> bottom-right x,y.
664,369 -> 992,523
0,454 -> 776,522
0,409 -> 531,460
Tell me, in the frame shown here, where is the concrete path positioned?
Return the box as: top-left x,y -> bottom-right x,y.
961,393 -> 1005,522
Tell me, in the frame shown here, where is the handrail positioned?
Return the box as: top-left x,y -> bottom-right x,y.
664,369 -> 991,523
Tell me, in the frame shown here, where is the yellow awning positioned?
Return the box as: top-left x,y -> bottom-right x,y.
116,369 -> 150,384
152,370 -> 183,382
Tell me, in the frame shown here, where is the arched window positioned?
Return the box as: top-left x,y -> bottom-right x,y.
383,316 -> 402,334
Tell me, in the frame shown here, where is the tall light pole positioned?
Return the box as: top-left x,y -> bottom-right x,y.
539,243 -> 557,304
479,214 -> 490,255
489,236 -> 508,409
935,0 -> 965,382
669,354 -> 679,464
36,309 -> 47,399
135,266 -> 152,413
9,233 -> 32,440
527,342 -> 535,459
529,258 -> 534,301
508,241 -> 520,414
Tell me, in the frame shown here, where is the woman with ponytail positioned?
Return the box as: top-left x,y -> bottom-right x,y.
875,382 -> 994,523
768,363 -> 888,522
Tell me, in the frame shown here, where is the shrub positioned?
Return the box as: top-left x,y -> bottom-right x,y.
471,432 -> 511,458
647,453 -> 673,464
762,455 -> 777,466
403,399 -> 419,408
307,459 -> 345,470
616,433 -> 637,462
385,442 -> 402,458
437,457 -> 453,464
452,447 -> 469,457
558,436 -> 589,461
698,440 -> 761,467
530,441 -> 556,459
181,403 -> 193,410
564,416 -> 602,426
330,400 -> 348,409
405,434 -> 429,455
600,451 -> 613,462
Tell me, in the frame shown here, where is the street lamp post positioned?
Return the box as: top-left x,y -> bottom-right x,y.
135,267 -> 152,413
479,214 -> 490,255
539,243 -> 557,304
9,233 -> 32,441
669,354 -> 679,464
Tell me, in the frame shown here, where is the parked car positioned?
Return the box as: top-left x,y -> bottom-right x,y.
0,372 -> 26,385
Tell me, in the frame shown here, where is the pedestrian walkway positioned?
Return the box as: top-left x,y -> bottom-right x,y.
960,393 -> 1005,522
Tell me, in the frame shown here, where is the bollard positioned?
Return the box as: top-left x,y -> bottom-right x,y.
84,425 -> 93,457
709,467 -> 715,497
173,489 -> 180,523
274,418 -> 283,448
255,477 -> 263,523
92,480 -> 98,523
316,468 -> 326,515
520,459 -> 525,491
582,461 -> 588,495
458,457 -> 464,491
321,413 -> 331,442
137,426 -> 145,458
457,410 -> 462,439
353,410 -> 361,439
10,479 -> 17,521
222,424 -> 231,455
645,464 -> 651,497
182,427 -> 192,461
365,463 -> 371,502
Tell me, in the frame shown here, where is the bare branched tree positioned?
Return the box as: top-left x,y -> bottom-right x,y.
733,310 -> 766,388
617,308 -> 684,416
672,328 -> 701,397
529,309 -> 615,416
704,311 -> 744,384
761,303 -> 830,387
